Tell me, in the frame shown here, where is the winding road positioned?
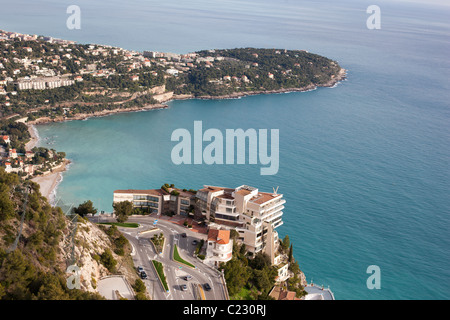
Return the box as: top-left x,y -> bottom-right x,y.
99,215 -> 228,300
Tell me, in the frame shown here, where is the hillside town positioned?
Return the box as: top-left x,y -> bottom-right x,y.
0,29 -> 343,120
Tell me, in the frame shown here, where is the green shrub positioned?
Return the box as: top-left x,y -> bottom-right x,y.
100,249 -> 117,272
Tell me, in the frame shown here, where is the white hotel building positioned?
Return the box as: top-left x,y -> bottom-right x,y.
196,185 -> 286,265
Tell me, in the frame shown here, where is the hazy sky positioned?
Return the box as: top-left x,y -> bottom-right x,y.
395,0 -> 450,6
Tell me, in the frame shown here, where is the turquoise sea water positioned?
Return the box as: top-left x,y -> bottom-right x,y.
3,0 -> 449,299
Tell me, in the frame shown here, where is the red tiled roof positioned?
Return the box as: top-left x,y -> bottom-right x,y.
208,229 -> 230,245
250,192 -> 281,205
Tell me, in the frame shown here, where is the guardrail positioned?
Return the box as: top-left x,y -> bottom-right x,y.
138,227 -> 160,235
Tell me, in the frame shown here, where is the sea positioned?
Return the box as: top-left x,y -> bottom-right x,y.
2,0 -> 449,299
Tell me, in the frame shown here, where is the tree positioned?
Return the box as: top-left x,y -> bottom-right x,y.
134,278 -> 146,294
249,252 -> 271,270
223,259 -> 250,296
288,244 -> 293,263
100,249 -> 117,272
74,200 -> 97,217
113,200 -> 133,223
281,235 -> 290,252
0,184 -> 15,221
239,243 -> 247,256
0,283 -> 5,299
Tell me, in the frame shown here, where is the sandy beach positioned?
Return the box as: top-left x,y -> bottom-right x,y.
25,124 -> 40,151
31,159 -> 70,203
26,122 -> 70,203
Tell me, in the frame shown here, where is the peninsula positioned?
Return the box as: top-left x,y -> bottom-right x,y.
0,29 -> 346,125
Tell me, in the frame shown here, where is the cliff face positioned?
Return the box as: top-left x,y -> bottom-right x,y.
66,219 -> 137,293
0,169 -> 135,299
60,218 -> 112,292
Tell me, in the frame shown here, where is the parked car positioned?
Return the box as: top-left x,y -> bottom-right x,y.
192,240 -> 198,245
140,271 -> 148,279
203,283 -> 211,291
181,233 -> 187,238
184,275 -> 192,281
137,266 -> 144,273
181,284 -> 188,291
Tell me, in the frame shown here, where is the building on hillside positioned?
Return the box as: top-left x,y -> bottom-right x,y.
195,185 -> 285,265
114,184 -> 287,270
113,188 -> 196,216
9,148 -> 17,159
25,151 -> 34,159
1,135 -> 10,144
165,68 -> 179,76
4,162 -> 12,172
268,286 -> 302,300
205,228 -> 233,267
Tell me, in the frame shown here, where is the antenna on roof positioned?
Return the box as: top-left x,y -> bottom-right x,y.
273,186 -> 279,195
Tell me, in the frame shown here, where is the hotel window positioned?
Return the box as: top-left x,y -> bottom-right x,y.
216,213 -> 237,221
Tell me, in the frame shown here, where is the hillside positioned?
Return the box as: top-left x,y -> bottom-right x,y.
0,167 -> 136,300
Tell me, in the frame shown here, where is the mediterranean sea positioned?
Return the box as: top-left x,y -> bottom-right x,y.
3,0 -> 449,299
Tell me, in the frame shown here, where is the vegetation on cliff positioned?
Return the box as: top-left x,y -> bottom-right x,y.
0,167 -> 104,299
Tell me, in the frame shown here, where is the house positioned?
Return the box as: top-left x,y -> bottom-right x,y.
268,286 -> 302,300
130,75 -> 139,81
268,73 -> 274,79
9,149 -> 17,158
1,135 -> 10,144
4,162 -> 12,173
165,68 -> 179,76
205,228 -> 233,267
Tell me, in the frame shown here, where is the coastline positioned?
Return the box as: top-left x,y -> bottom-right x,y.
26,125 -> 69,204
169,68 -> 346,102
193,68 -> 347,101
27,103 -> 169,125
31,158 -> 70,204
25,124 -> 40,151
26,68 -> 346,126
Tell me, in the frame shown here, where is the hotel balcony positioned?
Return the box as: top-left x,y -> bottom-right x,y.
260,202 -> 285,219
265,209 -> 283,223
